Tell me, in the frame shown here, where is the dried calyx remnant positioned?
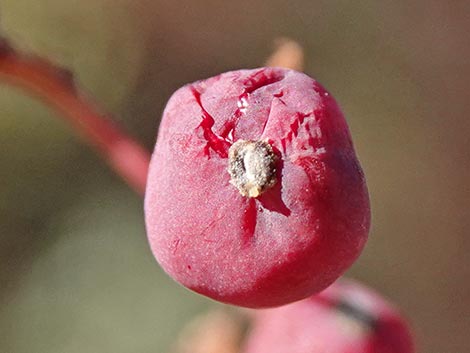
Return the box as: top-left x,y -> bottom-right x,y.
228,140 -> 278,198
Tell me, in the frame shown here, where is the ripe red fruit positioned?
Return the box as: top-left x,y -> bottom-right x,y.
243,279 -> 415,353
145,67 -> 370,308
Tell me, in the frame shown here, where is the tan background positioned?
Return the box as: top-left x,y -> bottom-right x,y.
0,1 -> 469,352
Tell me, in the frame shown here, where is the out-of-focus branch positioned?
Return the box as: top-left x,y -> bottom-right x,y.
0,38 -> 150,195
170,310 -> 245,353
265,38 -> 304,71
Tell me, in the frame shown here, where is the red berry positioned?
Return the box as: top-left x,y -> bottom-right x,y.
243,279 -> 415,353
145,68 -> 370,307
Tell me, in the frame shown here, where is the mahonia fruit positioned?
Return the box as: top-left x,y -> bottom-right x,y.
145,68 -> 370,308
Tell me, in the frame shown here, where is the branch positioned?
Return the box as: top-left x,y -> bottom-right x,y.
0,38 -> 150,195
0,36 -> 304,195
170,309 -> 244,353
265,38 -> 304,71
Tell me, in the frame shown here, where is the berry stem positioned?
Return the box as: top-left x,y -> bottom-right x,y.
265,38 -> 304,71
0,38 -> 150,195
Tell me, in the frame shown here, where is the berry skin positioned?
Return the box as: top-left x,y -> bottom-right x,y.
243,279 -> 415,353
145,67 -> 370,308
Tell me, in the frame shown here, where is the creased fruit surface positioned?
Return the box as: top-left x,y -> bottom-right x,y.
145,67 -> 370,308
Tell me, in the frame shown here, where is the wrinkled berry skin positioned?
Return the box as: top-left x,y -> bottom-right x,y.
243,279 -> 414,353
145,68 -> 370,308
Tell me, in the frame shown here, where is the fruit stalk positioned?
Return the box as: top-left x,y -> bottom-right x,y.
265,38 -> 304,71
0,38 -> 150,195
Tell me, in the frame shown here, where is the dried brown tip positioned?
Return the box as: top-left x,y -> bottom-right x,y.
228,140 -> 278,198
265,37 -> 304,71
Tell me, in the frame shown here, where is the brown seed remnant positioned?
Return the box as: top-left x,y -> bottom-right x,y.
228,140 -> 278,198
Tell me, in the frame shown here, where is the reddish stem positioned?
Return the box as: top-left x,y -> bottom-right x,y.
0,39 -> 150,195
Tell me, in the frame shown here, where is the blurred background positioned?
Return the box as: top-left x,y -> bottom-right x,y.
0,1 -> 468,352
